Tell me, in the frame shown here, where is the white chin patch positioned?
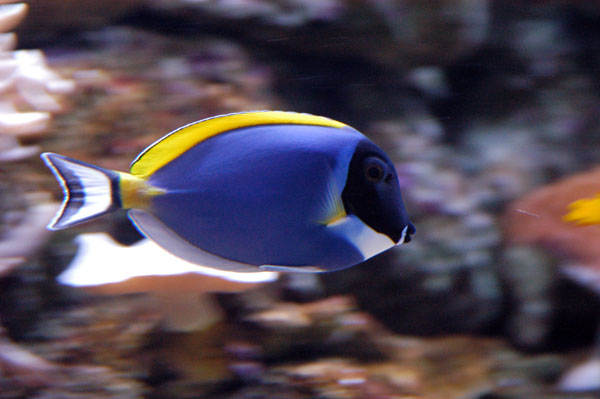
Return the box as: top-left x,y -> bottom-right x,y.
328,215 -> 396,261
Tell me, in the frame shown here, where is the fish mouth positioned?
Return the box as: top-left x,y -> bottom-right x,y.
399,223 -> 416,244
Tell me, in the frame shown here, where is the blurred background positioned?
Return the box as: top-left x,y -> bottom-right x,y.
1,0 -> 600,397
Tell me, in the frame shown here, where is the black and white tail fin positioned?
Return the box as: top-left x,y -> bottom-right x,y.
41,153 -> 121,230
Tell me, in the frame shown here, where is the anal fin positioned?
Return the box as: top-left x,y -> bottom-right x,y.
259,265 -> 324,273
128,209 -> 259,272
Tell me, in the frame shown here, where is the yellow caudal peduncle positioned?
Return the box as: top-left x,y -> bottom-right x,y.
564,194 -> 600,225
118,172 -> 166,209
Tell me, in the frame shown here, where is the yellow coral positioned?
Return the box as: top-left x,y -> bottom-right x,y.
564,194 -> 600,225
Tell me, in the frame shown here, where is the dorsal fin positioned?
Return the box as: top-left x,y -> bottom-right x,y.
130,111 -> 347,178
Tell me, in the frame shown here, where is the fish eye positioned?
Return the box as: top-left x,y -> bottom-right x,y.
363,157 -> 386,183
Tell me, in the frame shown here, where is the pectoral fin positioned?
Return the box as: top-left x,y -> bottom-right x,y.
318,176 -> 347,226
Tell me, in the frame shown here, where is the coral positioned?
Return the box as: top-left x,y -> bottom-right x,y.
0,193 -> 56,276
0,0 -> 73,272
0,1 -> 76,392
0,0 -> 74,268
0,2 -> 74,162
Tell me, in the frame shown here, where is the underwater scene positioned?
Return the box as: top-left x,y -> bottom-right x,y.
1,0 -> 600,398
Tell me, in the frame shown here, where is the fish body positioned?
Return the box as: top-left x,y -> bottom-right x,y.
42,111 -> 415,272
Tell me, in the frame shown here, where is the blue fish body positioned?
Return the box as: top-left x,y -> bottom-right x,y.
149,124 -> 364,269
41,111 -> 415,273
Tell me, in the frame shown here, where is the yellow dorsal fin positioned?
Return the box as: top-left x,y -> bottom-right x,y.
130,111 -> 347,178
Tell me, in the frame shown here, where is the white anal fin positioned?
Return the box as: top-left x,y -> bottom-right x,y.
259,265 -> 325,273
58,233 -> 278,287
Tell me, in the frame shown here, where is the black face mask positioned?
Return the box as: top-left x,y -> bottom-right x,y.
342,141 -> 415,244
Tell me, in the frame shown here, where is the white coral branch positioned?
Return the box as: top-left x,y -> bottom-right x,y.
0,2 -> 75,160
12,49 -> 75,112
0,3 -> 27,33
0,196 -> 57,276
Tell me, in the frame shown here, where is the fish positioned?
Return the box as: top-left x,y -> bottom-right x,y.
42,111 -> 415,272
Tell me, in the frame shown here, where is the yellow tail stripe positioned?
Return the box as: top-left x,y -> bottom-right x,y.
118,172 -> 166,209
130,111 -> 347,178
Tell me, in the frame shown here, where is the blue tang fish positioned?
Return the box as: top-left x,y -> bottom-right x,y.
42,111 -> 415,272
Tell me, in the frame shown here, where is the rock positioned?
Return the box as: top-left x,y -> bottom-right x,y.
499,245 -> 557,349
244,296 -> 388,361
16,0 -> 144,46
146,0 -> 489,68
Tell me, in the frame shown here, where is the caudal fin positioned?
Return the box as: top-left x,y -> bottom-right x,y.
41,152 -> 120,230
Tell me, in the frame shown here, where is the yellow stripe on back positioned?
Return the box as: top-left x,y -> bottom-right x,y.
130,111 -> 347,178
